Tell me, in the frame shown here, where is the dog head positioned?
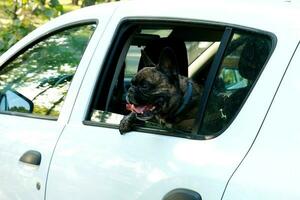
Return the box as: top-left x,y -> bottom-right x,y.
126,47 -> 183,121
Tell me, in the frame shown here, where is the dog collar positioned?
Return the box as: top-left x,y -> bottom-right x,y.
175,80 -> 193,116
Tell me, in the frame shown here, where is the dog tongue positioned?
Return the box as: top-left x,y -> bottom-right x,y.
126,103 -> 154,114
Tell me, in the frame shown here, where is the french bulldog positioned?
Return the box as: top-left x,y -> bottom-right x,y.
119,47 -> 204,134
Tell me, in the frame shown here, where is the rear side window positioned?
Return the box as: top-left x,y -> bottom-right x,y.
0,23 -> 96,118
201,32 -> 272,134
87,21 -> 272,139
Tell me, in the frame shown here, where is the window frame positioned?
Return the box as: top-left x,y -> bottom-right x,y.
0,22 -> 97,120
85,18 -> 276,140
198,30 -> 276,139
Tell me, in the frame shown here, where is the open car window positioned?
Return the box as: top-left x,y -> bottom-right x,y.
87,21 -> 272,139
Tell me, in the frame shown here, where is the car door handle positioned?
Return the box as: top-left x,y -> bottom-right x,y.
162,188 -> 202,200
19,150 -> 42,166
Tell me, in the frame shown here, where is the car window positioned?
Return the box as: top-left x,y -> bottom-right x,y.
201,32 -> 272,134
0,23 -> 96,118
87,22 -> 272,139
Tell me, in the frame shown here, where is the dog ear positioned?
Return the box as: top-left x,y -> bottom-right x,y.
157,47 -> 180,81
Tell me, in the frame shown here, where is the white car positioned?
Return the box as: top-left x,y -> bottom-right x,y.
0,0 -> 300,199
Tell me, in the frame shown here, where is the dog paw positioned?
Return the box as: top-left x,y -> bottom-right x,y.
119,119 -> 131,134
119,113 -> 135,135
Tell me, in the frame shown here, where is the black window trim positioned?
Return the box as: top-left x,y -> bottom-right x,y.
192,27 -> 233,139
86,22 -> 137,120
198,29 -> 276,140
104,32 -> 136,111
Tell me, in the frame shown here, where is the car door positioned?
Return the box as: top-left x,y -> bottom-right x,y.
45,5 -> 299,200
0,16 -> 101,200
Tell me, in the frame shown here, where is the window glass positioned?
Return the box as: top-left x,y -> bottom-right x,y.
0,24 -> 96,118
201,32 -> 272,134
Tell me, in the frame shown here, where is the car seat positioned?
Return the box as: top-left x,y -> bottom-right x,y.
222,36 -> 271,121
201,36 -> 271,134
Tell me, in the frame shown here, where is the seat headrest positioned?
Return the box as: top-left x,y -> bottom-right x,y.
238,38 -> 270,81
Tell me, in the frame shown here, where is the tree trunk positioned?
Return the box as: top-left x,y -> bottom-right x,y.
40,0 -> 46,5
12,0 -> 19,20
81,0 -> 96,7
72,0 -> 79,5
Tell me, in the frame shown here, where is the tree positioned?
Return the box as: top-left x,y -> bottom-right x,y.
0,0 -> 63,55
81,0 -> 96,7
0,0 -> 121,55
81,0 -> 108,7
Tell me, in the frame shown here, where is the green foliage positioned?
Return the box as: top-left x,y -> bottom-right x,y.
0,20 -> 35,55
0,0 -> 64,55
0,0 -> 112,56
49,0 -> 64,12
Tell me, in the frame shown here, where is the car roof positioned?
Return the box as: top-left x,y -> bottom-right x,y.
73,0 -> 300,38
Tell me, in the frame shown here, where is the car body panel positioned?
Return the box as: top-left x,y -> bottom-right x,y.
0,116 -> 63,200
223,43 -> 300,200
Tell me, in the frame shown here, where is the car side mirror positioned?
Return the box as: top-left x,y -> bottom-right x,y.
0,89 -> 33,113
